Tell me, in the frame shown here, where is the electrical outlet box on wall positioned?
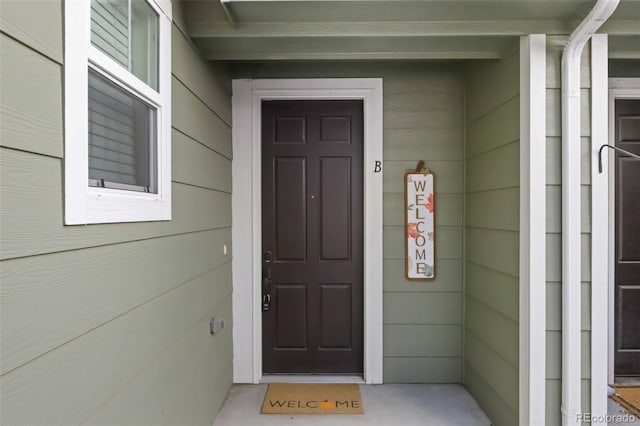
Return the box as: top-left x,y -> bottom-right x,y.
210,317 -> 224,335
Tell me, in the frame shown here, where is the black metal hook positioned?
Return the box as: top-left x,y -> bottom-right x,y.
598,145 -> 640,173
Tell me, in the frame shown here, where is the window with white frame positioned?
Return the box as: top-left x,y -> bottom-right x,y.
64,0 -> 171,224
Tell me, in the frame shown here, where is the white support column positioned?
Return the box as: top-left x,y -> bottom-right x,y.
231,79 -> 257,383
519,34 -> 547,426
590,34 -> 609,420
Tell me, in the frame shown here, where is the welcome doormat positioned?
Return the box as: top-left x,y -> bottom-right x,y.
612,386 -> 640,418
261,383 -> 364,415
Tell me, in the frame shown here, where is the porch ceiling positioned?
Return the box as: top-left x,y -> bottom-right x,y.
182,0 -> 640,60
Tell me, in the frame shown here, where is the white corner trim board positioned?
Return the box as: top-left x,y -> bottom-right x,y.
231,78 -> 384,384
519,34 -> 546,426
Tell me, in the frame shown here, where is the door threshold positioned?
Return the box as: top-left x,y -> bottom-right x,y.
614,376 -> 640,386
260,375 -> 365,384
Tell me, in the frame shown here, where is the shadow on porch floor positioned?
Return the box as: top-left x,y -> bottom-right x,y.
213,384 -> 491,426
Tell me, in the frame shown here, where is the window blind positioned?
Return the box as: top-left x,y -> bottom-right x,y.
88,71 -> 155,191
88,71 -> 138,186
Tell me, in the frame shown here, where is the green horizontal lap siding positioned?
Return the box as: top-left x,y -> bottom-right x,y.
463,48 -> 520,426
81,292 -> 234,425
544,37 -> 593,426
1,262 -> 232,425
0,0 -> 63,62
1,227 -> 231,375
383,65 -> 464,383
384,358 -> 463,383
0,147 -> 231,260
0,5 -> 233,424
609,59 -> 640,78
466,263 -> 518,323
232,61 -> 465,383
0,34 -> 62,158
465,363 -> 517,426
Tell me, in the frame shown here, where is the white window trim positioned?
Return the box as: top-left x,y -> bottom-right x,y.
64,0 -> 172,225
231,78 -> 384,384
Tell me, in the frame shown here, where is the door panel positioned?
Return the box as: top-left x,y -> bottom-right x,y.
320,157 -> 352,261
262,100 -> 363,374
614,98 -> 640,376
274,284 -> 307,349
274,116 -> 306,144
618,158 -> 640,261
319,116 -> 351,143
319,284 -> 352,349
274,157 -> 307,261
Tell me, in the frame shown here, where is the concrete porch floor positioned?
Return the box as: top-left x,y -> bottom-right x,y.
212,384 -> 492,426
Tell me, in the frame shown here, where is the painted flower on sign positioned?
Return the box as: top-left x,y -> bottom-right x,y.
407,222 -> 419,238
425,193 -> 434,214
422,264 -> 434,277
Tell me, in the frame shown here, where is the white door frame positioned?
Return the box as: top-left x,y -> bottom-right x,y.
591,73 -> 640,418
605,78 -> 640,382
231,78 -> 384,384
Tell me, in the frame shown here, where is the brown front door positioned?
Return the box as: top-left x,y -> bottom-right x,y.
261,100 -> 363,374
614,98 -> 640,376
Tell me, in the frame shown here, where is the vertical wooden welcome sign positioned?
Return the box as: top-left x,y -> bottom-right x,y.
405,162 -> 435,280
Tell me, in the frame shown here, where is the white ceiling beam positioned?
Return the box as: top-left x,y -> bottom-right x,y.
196,50 -> 504,60
608,35 -> 640,58
598,19 -> 640,35
608,51 -> 640,58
